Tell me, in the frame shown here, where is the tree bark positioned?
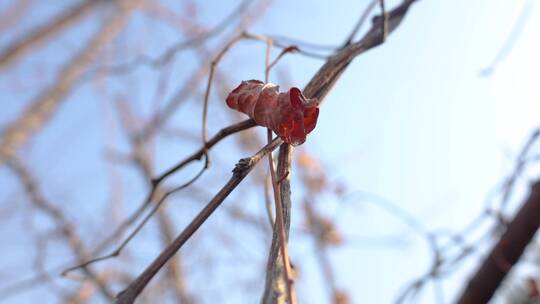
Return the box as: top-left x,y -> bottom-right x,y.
457,181 -> 540,304
261,144 -> 293,304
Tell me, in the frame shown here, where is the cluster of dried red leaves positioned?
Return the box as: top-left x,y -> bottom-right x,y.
226,80 -> 319,146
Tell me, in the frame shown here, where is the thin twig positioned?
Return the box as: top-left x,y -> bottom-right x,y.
267,46 -> 300,78
500,127 -> 540,212
342,0 -> 379,47
269,34 -> 337,51
265,38 -> 273,82
0,263 -> 77,300
202,34 -> 246,145
244,32 -> 328,60
380,0 -> 389,42
264,174 -> 276,228
480,0 -> 535,76
267,139 -> 295,304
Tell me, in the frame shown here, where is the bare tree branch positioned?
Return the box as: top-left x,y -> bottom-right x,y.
0,0 -> 31,34
157,208 -> 195,304
0,0 -> 107,70
0,0 -> 140,163
262,143 -> 295,304
457,181 -> 540,304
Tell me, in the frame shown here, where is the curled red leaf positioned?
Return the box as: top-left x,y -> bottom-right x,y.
226,80 -> 319,146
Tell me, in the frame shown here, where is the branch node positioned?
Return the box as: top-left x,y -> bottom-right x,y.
233,157 -> 252,176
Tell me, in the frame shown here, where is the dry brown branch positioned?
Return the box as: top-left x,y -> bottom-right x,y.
266,138 -> 296,304
0,0 -> 31,34
157,208 -> 195,304
0,0 -> 107,70
0,0 -> 140,163
457,181 -> 540,303
116,137 -> 283,303
262,143 -> 295,304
